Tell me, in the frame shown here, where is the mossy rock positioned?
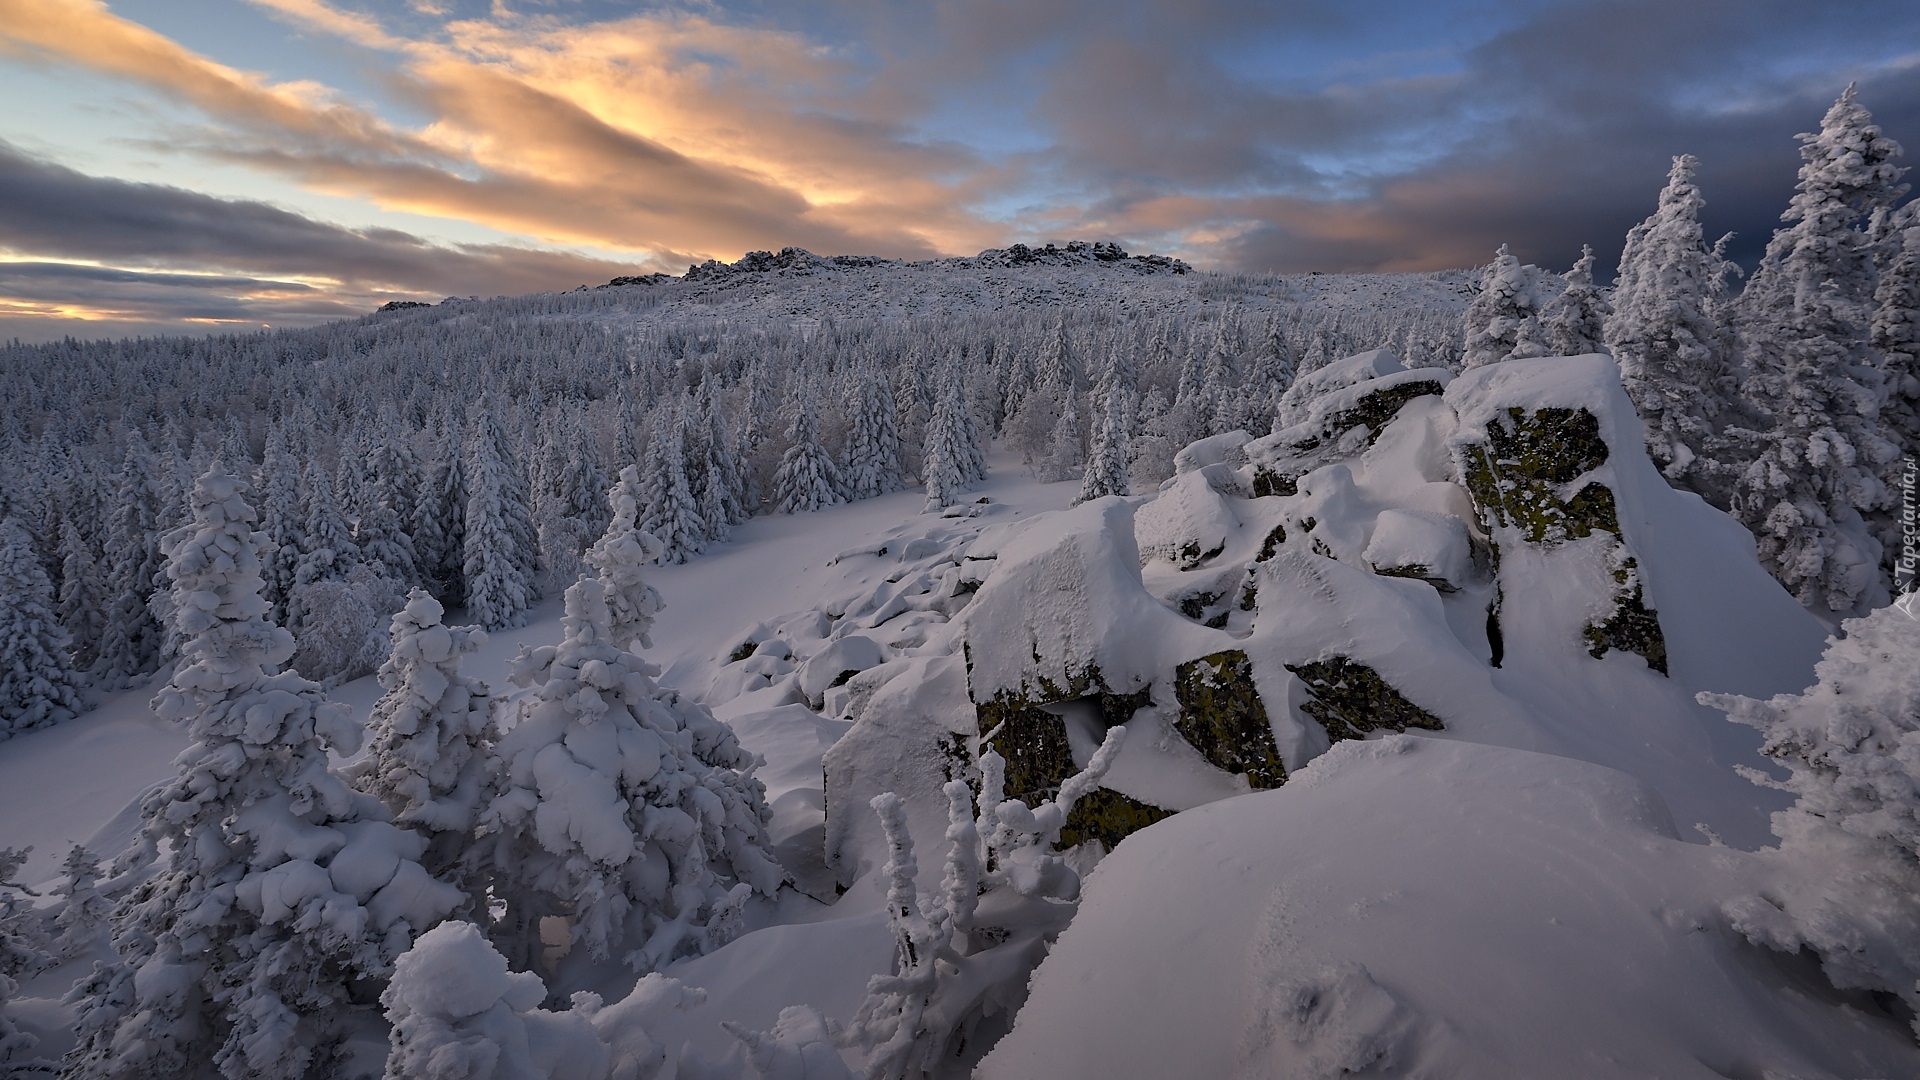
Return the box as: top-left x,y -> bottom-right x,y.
1256,523 -> 1287,561
1059,788 -> 1177,850
1175,539 -> 1226,570
975,698 -> 1077,803
1583,557 -> 1668,675
1319,379 -> 1448,447
974,663 -> 1153,803
1174,650 -> 1287,790
1253,469 -> 1298,497
1286,656 -> 1444,744
1459,406 -> 1620,546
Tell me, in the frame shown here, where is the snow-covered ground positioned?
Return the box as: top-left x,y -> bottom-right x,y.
6,378 -> 1916,1077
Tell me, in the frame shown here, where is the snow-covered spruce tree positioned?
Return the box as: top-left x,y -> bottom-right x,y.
1699,598 -> 1920,1037
255,428 -> 304,626
362,589 -> 494,882
473,482 -> 780,973
463,405 -> 540,630
1,846 -> 55,1076
1244,312 -> 1297,433
58,516 -> 105,675
921,373 -> 977,512
95,437 -> 166,688
843,363 -> 906,501
65,467 -> 462,1080
1039,386 -> 1085,483
844,728 -> 1128,1079
774,400 -> 847,515
352,443 -> 420,589
1076,384 -> 1131,505
0,517 -> 83,741
639,404 -> 707,562
701,389 -> 750,531
1543,244 -> 1612,357
1872,204 -> 1920,574
53,844 -> 110,960
415,419 -> 466,607
532,412 -> 611,595
1606,155 -> 1741,497
1731,86 -> 1908,613
1462,245 -> 1552,369
289,460 -> 358,619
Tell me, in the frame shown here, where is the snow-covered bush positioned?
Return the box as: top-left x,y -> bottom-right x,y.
383,919 -> 713,1080
1461,245 -> 1551,369
65,467 -> 464,1080
474,481 -> 781,972
289,561 -> 406,684
1701,597 -> 1920,1036
843,727 -> 1127,1079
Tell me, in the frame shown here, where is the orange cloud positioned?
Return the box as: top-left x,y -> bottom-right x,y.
0,0 -> 1007,267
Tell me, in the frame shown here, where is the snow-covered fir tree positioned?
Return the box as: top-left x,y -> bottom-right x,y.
1077,384 -> 1132,504
95,437 -> 166,688
773,398 -> 846,515
354,439 -> 421,588
1,846 -> 54,1076
921,365 -> 981,511
414,418 -> 466,607
1462,245 -> 1551,369
255,427 -> 304,625
57,516 -> 105,675
361,589 -> 495,882
53,844 -> 110,960
843,363 -> 906,500
65,467 -> 462,1080
473,482 -> 782,972
1871,202 -> 1920,525
696,393 -> 748,544
0,517 -> 83,741
1543,244 -> 1612,357
463,404 -> 539,630
1606,155 -> 1740,497
1700,597 -> 1920,1035
1731,85 -> 1909,613
639,403 -> 707,562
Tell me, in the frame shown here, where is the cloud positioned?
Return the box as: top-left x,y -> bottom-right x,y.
0,0 -> 1915,347
0,140 -> 657,338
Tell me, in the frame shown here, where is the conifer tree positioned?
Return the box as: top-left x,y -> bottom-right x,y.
640,404 -> 708,561
1732,85 -> 1909,612
463,406 -> 539,630
255,428 -> 304,625
473,480 -> 781,972
355,439 -> 420,587
774,400 -> 846,514
66,468 -> 461,1080
362,589 -> 494,880
96,438 -> 166,687
57,516 -> 105,674
1462,245 -> 1550,369
414,419 -> 466,607
1873,204 -> 1920,467
697,394 -> 748,542
843,363 -> 906,500
0,517 -> 83,741
1607,156 -> 1740,493
1543,244 -> 1612,357
1077,385 -> 1132,505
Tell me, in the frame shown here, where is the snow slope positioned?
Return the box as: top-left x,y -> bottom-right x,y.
980,735 -> 1920,1080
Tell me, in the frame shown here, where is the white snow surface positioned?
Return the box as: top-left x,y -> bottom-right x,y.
981,735 -> 1920,1080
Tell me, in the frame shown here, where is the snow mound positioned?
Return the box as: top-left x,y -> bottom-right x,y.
981,736 -> 1920,1080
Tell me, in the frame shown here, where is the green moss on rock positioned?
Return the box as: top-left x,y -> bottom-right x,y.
1459,406 -> 1619,546
974,664 -> 1153,803
1286,656 -> 1444,744
1174,650 -> 1287,790
1583,557 -> 1669,675
1059,788 -> 1176,850
1253,469 -> 1298,497
1320,379 -> 1448,446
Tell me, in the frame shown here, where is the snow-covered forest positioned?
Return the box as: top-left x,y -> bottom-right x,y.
1,85 -> 1918,1079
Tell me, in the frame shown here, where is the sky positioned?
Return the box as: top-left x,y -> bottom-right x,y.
0,0 -> 1916,342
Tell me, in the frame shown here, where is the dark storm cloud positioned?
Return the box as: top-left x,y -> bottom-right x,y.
832,0 -> 1920,275
0,139 -> 657,301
